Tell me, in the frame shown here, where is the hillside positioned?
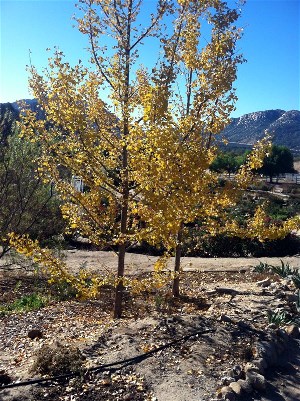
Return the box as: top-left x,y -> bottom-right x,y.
0,103 -> 19,143
222,109 -> 300,151
1,101 -> 300,150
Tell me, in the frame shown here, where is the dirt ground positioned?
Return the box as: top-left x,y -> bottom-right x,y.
59,249 -> 300,274
1,251 -> 300,401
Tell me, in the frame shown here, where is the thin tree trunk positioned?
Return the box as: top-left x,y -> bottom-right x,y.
172,223 -> 183,297
113,145 -> 129,318
114,242 -> 126,318
113,0 -> 132,319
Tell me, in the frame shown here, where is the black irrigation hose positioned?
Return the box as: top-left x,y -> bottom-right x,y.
0,327 -> 215,390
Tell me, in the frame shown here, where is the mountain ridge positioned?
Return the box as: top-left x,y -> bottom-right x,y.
222,109 -> 300,151
1,100 -> 300,150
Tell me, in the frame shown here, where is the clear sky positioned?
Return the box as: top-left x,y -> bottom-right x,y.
0,0 -> 299,118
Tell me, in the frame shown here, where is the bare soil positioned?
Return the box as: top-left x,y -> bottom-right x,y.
0,251 -> 300,401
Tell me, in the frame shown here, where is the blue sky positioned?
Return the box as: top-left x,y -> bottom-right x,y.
0,0 -> 299,117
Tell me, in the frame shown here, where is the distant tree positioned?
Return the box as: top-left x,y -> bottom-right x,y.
0,130 -> 65,260
0,103 -> 19,144
210,151 -> 247,175
259,144 -> 295,182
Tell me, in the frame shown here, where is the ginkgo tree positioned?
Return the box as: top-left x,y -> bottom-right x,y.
15,0 -> 300,317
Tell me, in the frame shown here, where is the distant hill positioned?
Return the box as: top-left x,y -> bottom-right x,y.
0,99 -> 45,143
222,109 -> 300,151
0,102 -> 20,143
1,101 -> 300,151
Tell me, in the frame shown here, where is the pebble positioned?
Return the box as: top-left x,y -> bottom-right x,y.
246,371 -> 266,391
251,358 -> 267,374
285,324 -> 300,338
28,329 -> 43,340
229,381 -> 242,396
221,385 -> 236,400
237,378 -> 253,394
220,315 -> 233,323
220,376 -> 236,385
0,372 -> 12,385
256,278 -> 271,287
244,362 -> 260,374
231,365 -> 242,380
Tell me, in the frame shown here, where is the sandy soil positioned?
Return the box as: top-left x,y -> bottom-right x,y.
62,249 -> 300,274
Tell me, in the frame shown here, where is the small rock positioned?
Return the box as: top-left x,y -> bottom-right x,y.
0,371 -> 12,385
231,365 -> 243,380
220,314 -> 233,323
276,328 -> 289,342
28,329 -> 43,340
244,362 -> 260,374
220,376 -> 235,385
258,341 -> 278,366
285,293 -> 298,302
256,278 -> 271,287
229,381 -> 242,396
237,379 -> 253,394
285,324 -> 300,338
274,340 -> 287,356
246,371 -> 266,391
251,358 -> 267,374
206,289 -> 217,295
221,385 -> 236,400
238,320 -> 250,329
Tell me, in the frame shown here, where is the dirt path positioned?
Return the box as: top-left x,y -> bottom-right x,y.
62,250 -> 300,274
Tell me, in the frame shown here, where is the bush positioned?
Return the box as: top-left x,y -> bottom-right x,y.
0,131 -> 65,256
183,232 -> 300,257
0,293 -> 47,315
32,342 -> 85,376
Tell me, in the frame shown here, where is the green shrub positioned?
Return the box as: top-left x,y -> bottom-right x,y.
0,292 -> 47,314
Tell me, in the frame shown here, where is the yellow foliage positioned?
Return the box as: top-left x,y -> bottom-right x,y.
16,0 -> 296,310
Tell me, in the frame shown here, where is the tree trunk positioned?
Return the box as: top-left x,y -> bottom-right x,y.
172,223 -> 183,297
113,0 -> 132,319
114,242 -> 126,318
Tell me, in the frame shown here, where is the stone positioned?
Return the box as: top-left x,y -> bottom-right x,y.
237,379 -> 253,394
220,376 -> 235,386
231,365 -> 242,379
251,358 -> 267,374
0,371 -> 12,385
267,323 -> 277,330
220,314 -> 233,323
244,362 -> 260,374
220,386 -> 236,401
275,340 -> 287,356
229,381 -> 242,396
258,341 -> 278,366
246,371 -> 266,391
276,328 -> 289,342
238,320 -> 250,329
285,324 -> 300,338
28,329 -> 43,340
285,293 -> 298,302
206,289 -> 217,295
256,278 -> 271,287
